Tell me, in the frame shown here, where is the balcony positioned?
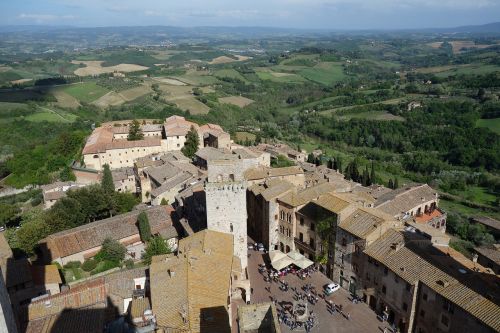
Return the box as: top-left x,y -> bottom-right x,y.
294,237 -> 316,253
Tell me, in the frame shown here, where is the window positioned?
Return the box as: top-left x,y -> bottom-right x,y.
402,302 -> 408,311
310,223 -> 315,231
384,267 -> 388,276
300,218 -> 304,226
406,283 -> 411,292
354,244 -> 361,255
382,285 -> 387,294
441,315 -> 449,327
442,299 -> 455,314
299,233 -> 303,242
275,214 -> 278,220
420,310 -> 425,318
341,237 -> 347,247
423,293 -> 428,301
309,237 -> 315,249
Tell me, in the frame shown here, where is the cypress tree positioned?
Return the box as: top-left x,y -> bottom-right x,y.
394,177 -> 399,189
337,159 -> 342,174
181,125 -> 200,158
127,119 -> 144,141
138,211 -> 151,242
363,165 -> 370,186
101,164 -> 115,195
370,161 -> 376,185
307,153 -> 315,164
388,178 -> 394,189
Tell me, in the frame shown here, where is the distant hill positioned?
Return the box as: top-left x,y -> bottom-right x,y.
436,22 -> 500,33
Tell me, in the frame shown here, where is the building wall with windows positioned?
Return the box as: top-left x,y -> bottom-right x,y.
412,283 -> 495,333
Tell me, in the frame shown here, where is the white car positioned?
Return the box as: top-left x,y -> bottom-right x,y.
324,283 -> 340,295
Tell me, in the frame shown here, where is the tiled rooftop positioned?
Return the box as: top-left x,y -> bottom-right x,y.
41,206 -> 175,259
375,184 -> 438,217
150,230 -> 233,333
365,229 -> 500,332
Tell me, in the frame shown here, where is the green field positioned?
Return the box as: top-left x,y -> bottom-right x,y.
338,110 -> 405,121
173,73 -> 219,86
0,102 -> 29,112
234,131 -> 256,142
476,118 -> 500,135
256,70 -> 306,83
63,82 -> 109,103
213,69 -> 248,82
448,186 -> 498,206
24,107 -> 77,123
299,62 -> 346,85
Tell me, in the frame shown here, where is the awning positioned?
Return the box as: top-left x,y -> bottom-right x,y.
287,250 -> 303,261
295,257 -> 314,269
273,257 -> 294,271
268,250 -> 314,271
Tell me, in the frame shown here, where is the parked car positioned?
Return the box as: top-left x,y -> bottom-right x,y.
257,243 -> 265,252
324,283 -> 340,295
248,244 -> 255,250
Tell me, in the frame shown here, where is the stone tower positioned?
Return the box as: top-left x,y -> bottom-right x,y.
205,159 -> 254,270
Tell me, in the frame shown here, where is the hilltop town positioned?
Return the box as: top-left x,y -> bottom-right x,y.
0,116 -> 498,333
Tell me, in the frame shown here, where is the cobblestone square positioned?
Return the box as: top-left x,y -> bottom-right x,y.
247,248 -> 390,333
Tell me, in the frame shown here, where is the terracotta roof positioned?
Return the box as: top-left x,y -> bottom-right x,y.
279,183 -> 336,207
146,163 -> 181,184
260,181 -> 295,201
150,230 -> 233,333
31,265 -> 62,286
312,192 -> 352,214
41,206 -> 175,259
244,166 -> 303,181
375,184 -> 438,217
339,208 -> 395,239
365,229 -> 500,331
111,167 -> 134,182
27,278 -> 107,322
151,172 -> 193,197
82,126 -> 161,155
130,297 -> 151,319
25,302 -> 107,333
195,147 -> 236,161
164,115 -> 199,137
111,124 -> 162,134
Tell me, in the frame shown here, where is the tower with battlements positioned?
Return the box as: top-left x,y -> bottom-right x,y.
205,159 -> 256,270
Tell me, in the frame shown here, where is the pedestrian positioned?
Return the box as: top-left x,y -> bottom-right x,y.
347,312 -> 351,320
251,288 -> 254,294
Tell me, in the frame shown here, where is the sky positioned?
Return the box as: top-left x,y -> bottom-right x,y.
1,0 -> 500,30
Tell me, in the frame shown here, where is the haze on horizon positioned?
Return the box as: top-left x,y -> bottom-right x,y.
1,0 -> 500,30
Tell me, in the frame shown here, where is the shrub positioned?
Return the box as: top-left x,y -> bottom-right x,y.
90,260 -> 119,275
63,261 -> 81,269
81,259 -> 97,272
124,259 -> 134,269
97,238 -> 126,263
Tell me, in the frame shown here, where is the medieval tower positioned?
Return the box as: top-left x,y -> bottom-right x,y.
205,159 -> 255,270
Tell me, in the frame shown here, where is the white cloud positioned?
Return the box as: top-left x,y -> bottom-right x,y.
18,13 -> 76,23
280,0 -> 496,10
